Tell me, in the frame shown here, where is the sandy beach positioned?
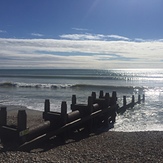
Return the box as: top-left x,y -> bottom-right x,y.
0,105 -> 163,163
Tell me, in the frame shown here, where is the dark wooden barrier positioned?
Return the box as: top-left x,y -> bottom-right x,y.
26,121 -> 50,142
71,95 -> 94,114
117,94 -> 145,114
0,91 -> 145,149
0,109 -> 28,143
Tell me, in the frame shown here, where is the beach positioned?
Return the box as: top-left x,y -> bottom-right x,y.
0,69 -> 163,162
0,106 -> 163,163
1,69 -> 163,131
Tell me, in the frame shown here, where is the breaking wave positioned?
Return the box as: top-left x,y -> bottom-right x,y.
0,81 -> 146,91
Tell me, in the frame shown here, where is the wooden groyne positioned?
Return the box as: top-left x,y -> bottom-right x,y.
117,94 -> 145,114
0,91 -> 144,149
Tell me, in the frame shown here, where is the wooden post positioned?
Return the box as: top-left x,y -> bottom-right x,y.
99,90 -> 104,98
111,91 -> 117,105
103,93 -> 110,126
72,95 -> 76,105
71,95 -> 76,111
0,107 -> 7,126
111,106 -> 117,124
143,94 -> 145,102
44,99 -> 50,113
91,92 -> 96,103
138,95 -> 141,104
61,101 -> 67,125
105,93 -> 110,107
17,110 -> 27,131
123,96 -> 127,106
88,96 -> 93,114
87,96 -> 93,133
132,95 -> 135,104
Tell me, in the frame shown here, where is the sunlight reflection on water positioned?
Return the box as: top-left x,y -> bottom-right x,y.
112,87 -> 163,132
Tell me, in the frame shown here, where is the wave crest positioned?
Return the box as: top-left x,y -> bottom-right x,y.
0,82 -> 146,91
0,82 -> 17,87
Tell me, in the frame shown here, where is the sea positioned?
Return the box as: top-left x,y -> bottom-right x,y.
0,69 -> 163,132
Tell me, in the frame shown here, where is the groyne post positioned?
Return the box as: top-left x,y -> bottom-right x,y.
72,95 -> 76,105
88,96 -> 93,114
61,101 -> 67,125
0,107 -> 7,126
17,110 -> 27,131
143,94 -> 145,102
91,92 -> 96,103
123,96 -> 127,106
71,95 -> 76,111
103,93 -> 110,126
87,96 -> 93,132
105,93 -> 110,107
99,90 -> 104,98
132,95 -> 135,105
111,91 -> 117,105
138,95 -> 141,104
44,99 -> 50,113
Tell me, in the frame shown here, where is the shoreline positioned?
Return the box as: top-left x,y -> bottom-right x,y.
0,105 -> 163,162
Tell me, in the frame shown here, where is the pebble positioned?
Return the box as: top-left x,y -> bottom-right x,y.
0,107 -> 163,162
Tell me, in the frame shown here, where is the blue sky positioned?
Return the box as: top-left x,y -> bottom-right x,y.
0,0 -> 163,69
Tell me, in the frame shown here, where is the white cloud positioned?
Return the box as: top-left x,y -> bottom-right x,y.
135,38 -> 146,42
0,37 -> 163,69
158,39 -> 163,42
60,33 -> 130,41
107,35 -> 130,41
72,28 -> 88,31
31,33 -> 44,37
60,33 -> 101,40
0,30 -> 7,33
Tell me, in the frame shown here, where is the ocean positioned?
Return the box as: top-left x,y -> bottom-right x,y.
0,69 -> 163,132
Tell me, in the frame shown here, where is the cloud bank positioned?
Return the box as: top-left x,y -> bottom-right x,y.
0,34 -> 163,69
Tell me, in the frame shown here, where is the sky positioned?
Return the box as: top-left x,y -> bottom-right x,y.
0,0 -> 163,69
